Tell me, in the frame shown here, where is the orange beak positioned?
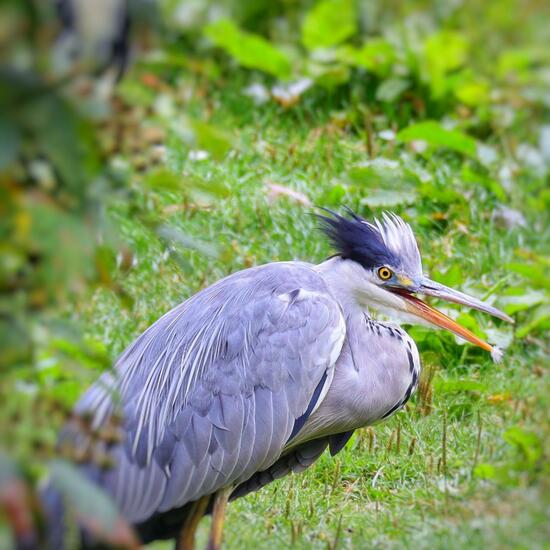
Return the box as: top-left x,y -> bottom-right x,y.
402,293 -> 493,352
392,277 -> 513,362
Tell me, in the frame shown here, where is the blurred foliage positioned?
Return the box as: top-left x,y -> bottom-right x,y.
0,0 -> 549,547
475,426 -> 544,485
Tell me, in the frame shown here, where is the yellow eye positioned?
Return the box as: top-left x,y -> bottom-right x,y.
378,267 -> 393,280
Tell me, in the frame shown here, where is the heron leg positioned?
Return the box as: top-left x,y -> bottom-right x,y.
206,487 -> 232,550
176,495 -> 210,550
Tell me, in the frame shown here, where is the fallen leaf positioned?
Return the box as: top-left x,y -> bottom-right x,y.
271,78 -> 313,108
487,392 -> 512,405
265,182 -> 312,206
141,73 -> 162,89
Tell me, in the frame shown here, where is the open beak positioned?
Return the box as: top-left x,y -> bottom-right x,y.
395,278 -> 513,360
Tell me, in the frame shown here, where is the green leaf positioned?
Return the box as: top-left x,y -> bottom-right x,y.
423,31 -> 468,97
183,174 -> 229,198
503,427 -> 542,466
350,158 -> 420,207
436,378 -> 487,394
302,0 -> 357,50
49,460 -> 120,532
156,225 -> 220,259
499,290 -> 546,314
455,77 -> 490,106
116,79 -> 156,107
336,40 -> 395,75
306,61 -> 351,87
0,117 -> 20,170
23,199 -> 94,304
191,119 -> 234,159
50,337 -> 110,372
516,304 -> 550,338
376,78 -> 410,102
418,180 -> 464,204
144,168 -> 182,191
497,47 -> 549,79
0,316 -> 32,370
0,244 -> 26,287
204,19 -> 291,79
321,184 -> 347,205
396,121 -> 477,157
507,259 -> 549,290
144,167 -> 229,207
474,463 -> 497,479
461,167 -> 507,201
348,159 -> 419,187
360,189 -> 417,207
21,94 -> 98,198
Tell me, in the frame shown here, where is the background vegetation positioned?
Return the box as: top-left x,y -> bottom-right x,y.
0,0 -> 548,548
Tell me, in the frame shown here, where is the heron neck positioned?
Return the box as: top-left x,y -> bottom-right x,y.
315,257 -> 372,320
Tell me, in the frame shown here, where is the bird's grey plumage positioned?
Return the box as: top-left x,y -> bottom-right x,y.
73,262 -> 346,524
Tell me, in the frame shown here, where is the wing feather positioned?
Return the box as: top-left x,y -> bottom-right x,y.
158,443 -> 193,511
230,393 -> 256,482
74,262 -> 346,523
250,387 -> 274,472
183,413 -> 212,467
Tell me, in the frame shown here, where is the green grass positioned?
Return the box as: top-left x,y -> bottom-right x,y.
73,88 -> 548,549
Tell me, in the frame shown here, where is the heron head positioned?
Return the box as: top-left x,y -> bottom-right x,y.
319,209 -> 513,361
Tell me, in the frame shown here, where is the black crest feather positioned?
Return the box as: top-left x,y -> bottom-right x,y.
317,208 -> 398,269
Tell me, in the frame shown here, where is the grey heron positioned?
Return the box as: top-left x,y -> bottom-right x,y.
54,0 -> 130,79
45,209 -> 512,549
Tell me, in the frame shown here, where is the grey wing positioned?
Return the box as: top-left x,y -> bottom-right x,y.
75,262 -> 345,523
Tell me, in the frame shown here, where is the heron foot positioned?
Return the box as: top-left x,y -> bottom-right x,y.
206,487 -> 232,550
176,495 -> 209,550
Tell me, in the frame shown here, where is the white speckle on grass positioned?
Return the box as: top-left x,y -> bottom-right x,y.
539,125 -> 550,162
372,466 -> 384,488
477,143 -> 499,166
492,205 -> 527,229
516,143 -> 546,176
410,140 -> 428,153
437,478 -> 460,495
188,150 -> 209,161
357,158 -> 399,170
154,94 -> 175,118
498,162 -> 517,192
379,129 -> 396,141
243,83 -> 269,105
